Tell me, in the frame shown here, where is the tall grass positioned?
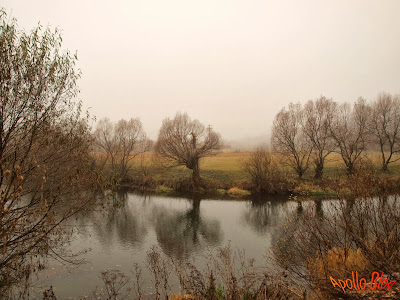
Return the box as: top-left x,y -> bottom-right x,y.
87,245 -> 306,300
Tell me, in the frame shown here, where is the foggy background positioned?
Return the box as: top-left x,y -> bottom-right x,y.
2,0 -> 400,147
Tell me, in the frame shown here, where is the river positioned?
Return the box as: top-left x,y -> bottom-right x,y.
34,191 -> 322,299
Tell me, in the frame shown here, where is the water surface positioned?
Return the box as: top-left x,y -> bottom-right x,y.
36,192 -> 319,299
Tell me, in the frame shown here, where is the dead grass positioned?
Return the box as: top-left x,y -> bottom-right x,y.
94,150 -> 400,193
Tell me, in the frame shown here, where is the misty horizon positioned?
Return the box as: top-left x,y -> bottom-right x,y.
2,0 -> 400,142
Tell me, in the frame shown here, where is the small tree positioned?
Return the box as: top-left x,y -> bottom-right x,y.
303,97 -> 337,179
328,98 -> 370,174
94,118 -> 148,185
242,146 -> 284,193
271,103 -> 313,178
369,92 -> 400,172
155,112 -> 221,189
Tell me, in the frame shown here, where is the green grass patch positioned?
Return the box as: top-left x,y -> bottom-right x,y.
216,189 -> 226,195
156,185 -> 174,194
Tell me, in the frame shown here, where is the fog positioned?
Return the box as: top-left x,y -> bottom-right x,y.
2,0 -> 400,144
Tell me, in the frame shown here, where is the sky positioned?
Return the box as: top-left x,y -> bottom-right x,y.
2,0 -> 400,145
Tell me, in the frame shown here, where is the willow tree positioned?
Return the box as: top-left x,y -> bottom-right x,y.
0,9 -> 94,296
369,92 -> 400,172
272,103 -> 313,178
328,98 -> 370,174
94,118 -> 149,185
303,97 -> 337,179
155,113 -> 221,189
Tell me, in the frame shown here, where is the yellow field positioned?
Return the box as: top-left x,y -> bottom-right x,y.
200,152 -> 250,171
97,150 -> 400,188
203,151 -> 400,176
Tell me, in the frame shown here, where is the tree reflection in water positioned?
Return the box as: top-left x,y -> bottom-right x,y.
270,199 -> 325,273
152,194 -> 223,259
270,202 -> 305,271
242,195 -> 287,235
82,192 -> 222,259
89,191 -> 150,249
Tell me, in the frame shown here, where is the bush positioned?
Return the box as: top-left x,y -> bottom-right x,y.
307,247 -> 370,296
242,147 -> 288,193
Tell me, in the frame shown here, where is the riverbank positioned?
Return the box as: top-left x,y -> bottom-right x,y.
116,151 -> 400,199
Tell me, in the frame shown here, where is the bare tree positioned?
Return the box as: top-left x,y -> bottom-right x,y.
242,146 -> 284,193
155,112 -> 221,189
303,97 -> 337,179
271,103 -> 313,178
328,98 -> 370,174
94,118 -> 148,185
0,10 -> 94,296
369,92 -> 400,172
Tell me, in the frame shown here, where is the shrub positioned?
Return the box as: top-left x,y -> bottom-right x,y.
242,147 -> 288,193
307,247 -> 370,295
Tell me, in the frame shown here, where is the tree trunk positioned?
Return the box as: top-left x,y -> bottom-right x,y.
297,168 -> 304,179
346,162 -> 355,175
314,199 -> 323,217
192,160 -> 201,189
190,199 -> 201,243
314,162 -> 323,180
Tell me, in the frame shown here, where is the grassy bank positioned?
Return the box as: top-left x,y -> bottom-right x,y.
110,150 -> 400,198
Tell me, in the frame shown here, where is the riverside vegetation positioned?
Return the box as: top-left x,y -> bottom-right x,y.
95,150 -> 400,199
93,95 -> 400,198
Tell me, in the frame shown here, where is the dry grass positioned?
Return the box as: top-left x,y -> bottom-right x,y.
98,150 -> 400,175
93,149 -> 400,193
129,150 -> 400,172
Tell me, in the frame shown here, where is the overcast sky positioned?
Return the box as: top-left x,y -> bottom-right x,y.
2,0 -> 400,143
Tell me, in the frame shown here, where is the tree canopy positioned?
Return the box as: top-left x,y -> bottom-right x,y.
155,112 -> 221,188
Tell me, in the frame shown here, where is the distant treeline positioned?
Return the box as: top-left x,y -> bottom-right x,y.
271,93 -> 400,178
92,92 -> 400,193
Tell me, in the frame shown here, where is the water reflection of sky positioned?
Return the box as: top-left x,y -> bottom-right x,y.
35,192 -> 319,299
